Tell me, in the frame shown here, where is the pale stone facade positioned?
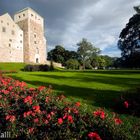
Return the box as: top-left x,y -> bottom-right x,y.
0,7 -> 47,64
0,13 -> 23,62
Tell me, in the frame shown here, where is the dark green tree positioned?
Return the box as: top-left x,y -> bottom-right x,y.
77,38 -> 100,69
48,45 -> 65,64
118,6 -> 140,67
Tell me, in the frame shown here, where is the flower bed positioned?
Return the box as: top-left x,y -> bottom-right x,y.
0,76 -> 127,140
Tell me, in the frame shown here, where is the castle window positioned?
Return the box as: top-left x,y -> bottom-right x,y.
19,15 -> 21,18
2,27 -> 6,32
9,43 -> 11,47
34,33 -> 36,38
1,20 -> 3,23
23,14 -> 25,16
20,40 -> 22,43
20,34 -> 22,37
7,22 -> 9,25
36,58 -> 39,63
9,39 -> 12,42
36,48 -> 39,54
34,41 -> 37,44
31,14 -> 34,17
11,30 -> 15,35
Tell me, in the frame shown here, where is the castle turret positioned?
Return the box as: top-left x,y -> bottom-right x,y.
14,7 -> 47,63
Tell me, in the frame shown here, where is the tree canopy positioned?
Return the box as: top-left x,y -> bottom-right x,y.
118,10 -> 140,67
77,38 -> 100,69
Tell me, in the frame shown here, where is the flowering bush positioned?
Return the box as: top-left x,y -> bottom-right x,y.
114,87 -> 140,117
0,76 -> 128,140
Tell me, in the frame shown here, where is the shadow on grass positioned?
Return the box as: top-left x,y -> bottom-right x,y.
29,73 -> 140,89
10,75 -> 122,110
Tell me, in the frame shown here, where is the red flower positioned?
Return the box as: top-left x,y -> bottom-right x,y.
1,89 -> 9,95
6,115 -> 16,123
44,119 -> 49,124
45,96 -> 49,103
63,114 -> 67,119
23,111 -> 33,118
34,118 -> 39,123
88,132 -> 102,140
68,115 -> 73,123
38,86 -> 45,91
93,110 -> 105,119
33,105 -> 41,113
24,96 -> 32,105
75,102 -> 81,107
28,127 -> 34,134
114,118 -> 122,125
124,101 -> 129,108
58,118 -> 63,125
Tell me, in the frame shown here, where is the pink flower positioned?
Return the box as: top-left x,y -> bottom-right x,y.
34,118 -> 39,123
88,132 -> 102,140
93,110 -> 105,119
24,96 -> 32,105
124,101 -> 129,108
38,86 -> 45,91
114,118 -> 122,125
6,115 -> 16,123
58,118 -> 63,125
67,115 -> 73,123
28,127 -> 34,134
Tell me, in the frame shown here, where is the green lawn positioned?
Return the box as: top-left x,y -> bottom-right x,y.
7,70 -> 140,111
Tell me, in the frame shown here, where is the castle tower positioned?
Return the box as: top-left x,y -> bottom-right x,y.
14,7 -> 47,63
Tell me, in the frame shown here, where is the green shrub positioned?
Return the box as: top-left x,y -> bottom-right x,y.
66,59 -> 79,69
24,64 -> 50,72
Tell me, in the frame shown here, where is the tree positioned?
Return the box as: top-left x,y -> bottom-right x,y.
66,59 -> 79,69
77,38 -> 100,69
118,5 -> 140,67
48,45 -> 65,64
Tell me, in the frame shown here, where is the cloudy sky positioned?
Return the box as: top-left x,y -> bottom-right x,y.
0,0 -> 140,57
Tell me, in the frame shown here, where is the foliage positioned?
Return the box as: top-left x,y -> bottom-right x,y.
24,64 -> 50,72
66,59 -> 80,69
77,38 -> 100,69
48,46 -> 80,66
118,11 -> 140,68
48,45 -> 65,64
0,76 -> 131,140
114,87 -> 140,117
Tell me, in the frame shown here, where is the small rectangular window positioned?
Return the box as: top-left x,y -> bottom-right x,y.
1,20 -> 3,23
9,44 -> 11,47
23,14 -> 25,16
31,14 -> 33,17
20,40 -> 22,43
9,39 -> 12,42
2,27 -> 6,32
11,30 -> 15,35
19,15 -> 21,18
34,41 -> 37,44
34,34 -> 36,38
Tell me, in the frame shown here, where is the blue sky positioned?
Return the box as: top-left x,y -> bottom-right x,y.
0,0 -> 140,57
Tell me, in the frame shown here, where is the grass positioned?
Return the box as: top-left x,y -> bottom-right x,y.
0,62 -> 26,71
1,63 -> 140,139
7,70 -> 140,110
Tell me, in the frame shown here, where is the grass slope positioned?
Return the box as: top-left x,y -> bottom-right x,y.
8,70 -> 140,110
0,62 -> 25,71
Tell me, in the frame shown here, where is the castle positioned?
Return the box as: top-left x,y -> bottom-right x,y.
0,7 -> 47,64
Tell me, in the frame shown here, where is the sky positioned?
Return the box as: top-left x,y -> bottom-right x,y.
0,0 -> 140,57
